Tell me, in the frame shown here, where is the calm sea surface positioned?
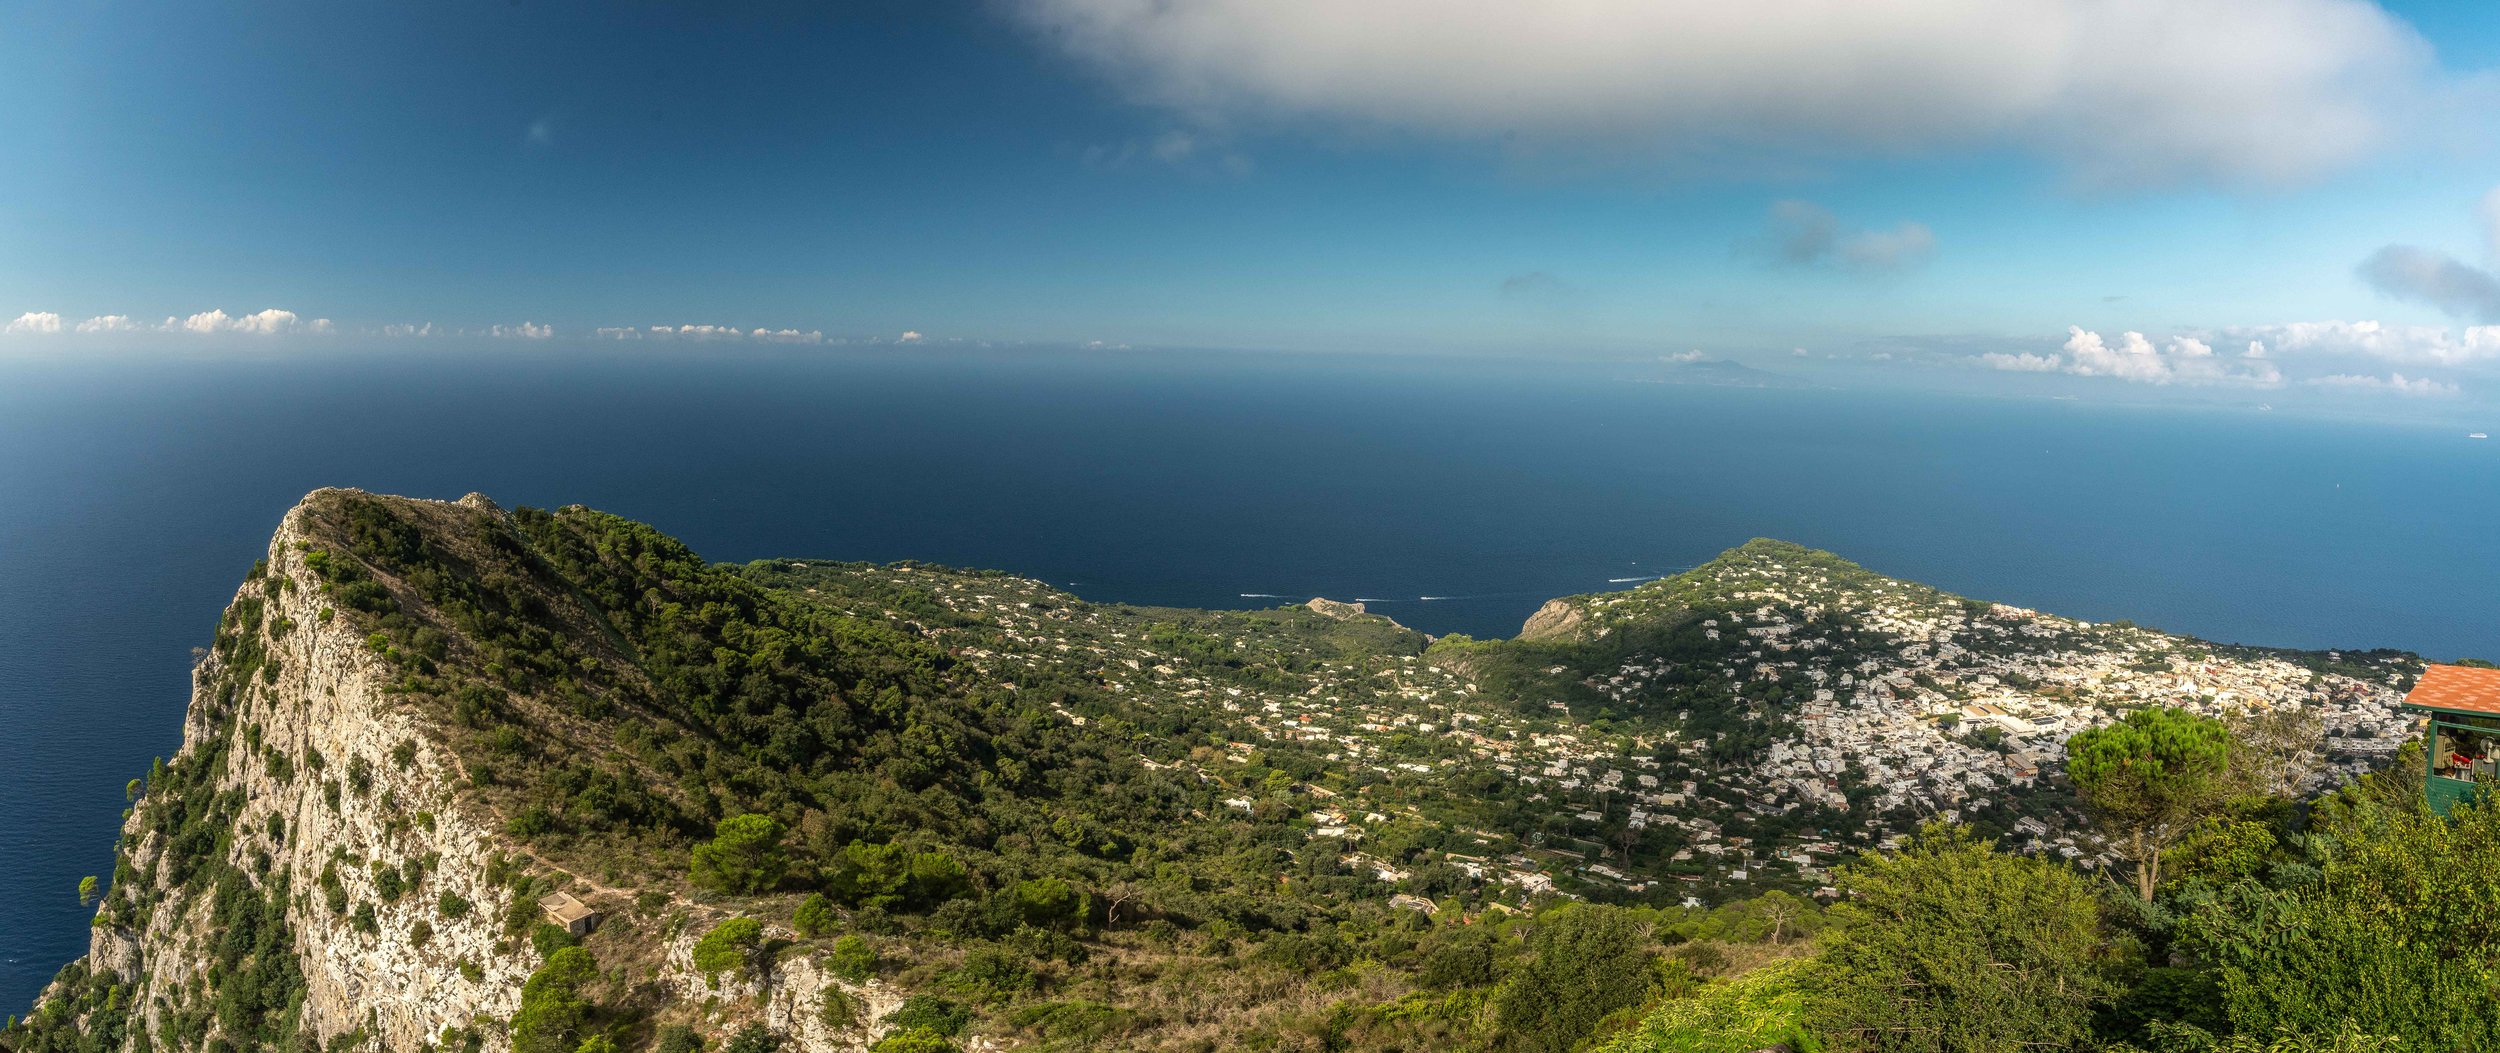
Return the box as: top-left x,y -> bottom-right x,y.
4,347 -> 2495,1008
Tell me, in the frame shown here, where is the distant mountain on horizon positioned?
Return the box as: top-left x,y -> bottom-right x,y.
1656,357 -> 1815,389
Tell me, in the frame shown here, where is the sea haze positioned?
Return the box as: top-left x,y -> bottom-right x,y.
2,346 -> 2494,1008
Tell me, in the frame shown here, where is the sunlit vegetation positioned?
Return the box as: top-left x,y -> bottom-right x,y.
6,493 -> 2466,1053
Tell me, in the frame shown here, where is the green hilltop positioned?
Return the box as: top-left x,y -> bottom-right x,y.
10,491 -> 2477,1053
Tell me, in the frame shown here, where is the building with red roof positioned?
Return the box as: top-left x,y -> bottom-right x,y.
2401,664 -> 2500,816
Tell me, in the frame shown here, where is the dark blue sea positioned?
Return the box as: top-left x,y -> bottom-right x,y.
4,346 -> 2496,1010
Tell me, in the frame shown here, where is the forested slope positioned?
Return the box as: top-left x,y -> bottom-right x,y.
8,490 -> 2460,1053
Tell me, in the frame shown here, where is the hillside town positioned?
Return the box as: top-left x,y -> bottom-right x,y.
762,541 -> 2419,909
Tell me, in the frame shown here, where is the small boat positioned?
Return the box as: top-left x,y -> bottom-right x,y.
2473,432 -> 2491,440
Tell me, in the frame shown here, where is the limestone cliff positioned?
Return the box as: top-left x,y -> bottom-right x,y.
1515,598 -> 1589,642
16,492 -> 2417,1053
21,491 -> 899,1053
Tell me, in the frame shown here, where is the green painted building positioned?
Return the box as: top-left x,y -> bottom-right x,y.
2401,664 -> 2500,816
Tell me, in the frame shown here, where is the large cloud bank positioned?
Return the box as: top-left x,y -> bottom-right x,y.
1976,320 -> 2496,397
1017,0 -> 2437,186
2048,327 -> 2283,387
4,308 -> 334,337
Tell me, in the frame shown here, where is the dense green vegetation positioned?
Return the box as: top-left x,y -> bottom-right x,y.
1593,734 -> 2500,1053
6,494 -> 2472,1053
2068,708 -> 2235,901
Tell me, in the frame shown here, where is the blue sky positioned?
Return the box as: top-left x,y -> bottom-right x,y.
4,0 -> 2500,411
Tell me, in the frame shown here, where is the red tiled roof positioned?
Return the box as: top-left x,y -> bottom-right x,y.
2404,664 -> 2500,716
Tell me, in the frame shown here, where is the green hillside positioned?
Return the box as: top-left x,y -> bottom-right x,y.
9,492 -> 2471,1053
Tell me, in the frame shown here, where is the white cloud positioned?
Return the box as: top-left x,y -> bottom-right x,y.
1979,323 -> 2488,396
750,328 -> 824,344
595,324 -> 830,344
1018,0 -> 2438,187
2234,320 -> 2500,365
2306,371 -> 2460,396
75,314 -> 143,333
382,323 -> 438,338
1661,350 -> 1707,364
6,311 -> 63,334
2059,326 -> 2284,387
1979,351 -> 2061,372
898,330 -> 925,344
490,321 -> 553,340
177,308 -> 326,335
16,309 -> 339,338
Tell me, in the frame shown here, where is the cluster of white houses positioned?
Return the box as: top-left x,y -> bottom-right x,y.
799,554 -> 2430,906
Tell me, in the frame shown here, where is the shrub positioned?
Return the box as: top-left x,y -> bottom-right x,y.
1588,958 -> 1815,1053
1007,1001 -> 1137,1044
690,815 -> 789,895
722,1025 -> 781,1053
1419,929 -> 1497,989
507,807 -> 555,837
319,862 -> 349,914
1805,824 -> 2115,1052
1492,904 -> 1659,1053
1005,878 -> 1087,931
372,861 -> 408,903
906,852 -> 971,908
692,917 -> 766,986
827,935 -> 877,982
819,988 -> 861,1031
867,1031 -> 956,1053
793,893 -> 837,938
2180,791 -> 2500,1045
509,946 -> 599,1053
883,995 -> 970,1037
532,922 -> 578,959
826,841 -> 910,910
946,946 -> 1035,1000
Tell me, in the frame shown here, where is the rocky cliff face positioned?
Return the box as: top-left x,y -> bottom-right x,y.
1515,598 -> 1589,642
20,491 -> 2416,1053
49,496 -> 533,1050
28,492 -> 898,1053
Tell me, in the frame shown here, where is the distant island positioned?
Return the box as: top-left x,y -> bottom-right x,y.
1654,358 -> 1815,389
10,489 -> 2484,1053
